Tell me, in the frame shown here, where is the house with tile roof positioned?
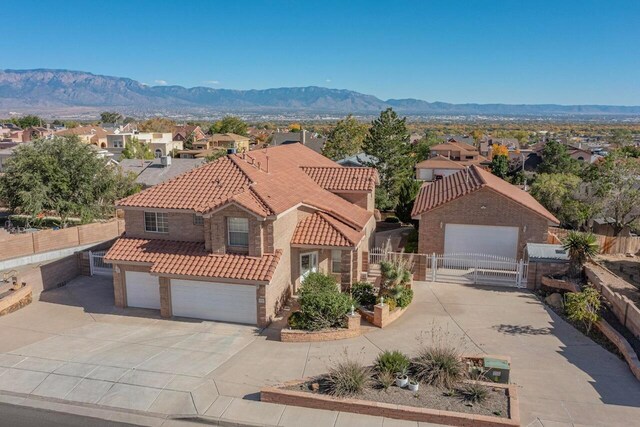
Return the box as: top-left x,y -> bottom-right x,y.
415,141 -> 489,181
105,143 -> 379,327
55,126 -> 108,147
411,165 -> 559,260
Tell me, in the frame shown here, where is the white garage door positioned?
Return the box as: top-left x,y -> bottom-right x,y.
125,271 -> 160,309
171,279 -> 257,325
444,224 -> 519,259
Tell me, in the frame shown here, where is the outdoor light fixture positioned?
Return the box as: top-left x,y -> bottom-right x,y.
481,205 -> 487,210
440,222 -> 443,229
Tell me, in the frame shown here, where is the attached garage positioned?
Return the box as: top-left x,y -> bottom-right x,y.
125,271 -> 161,309
170,279 -> 257,325
444,224 -> 519,259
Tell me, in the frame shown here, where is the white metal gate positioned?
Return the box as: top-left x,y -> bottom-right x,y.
89,250 -> 112,276
369,246 -> 388,266
429,253 -> 527,288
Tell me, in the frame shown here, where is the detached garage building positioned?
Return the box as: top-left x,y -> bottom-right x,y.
411,165 -> 559,260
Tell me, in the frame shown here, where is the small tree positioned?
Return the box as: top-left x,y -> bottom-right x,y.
209,116 -> 248,135
121,137 -> 154,160
395,179 -> 423,224
322,114 -> 368,160
565,286 -> 601,334
562,231 -> 599,277
490,154 -> 509,179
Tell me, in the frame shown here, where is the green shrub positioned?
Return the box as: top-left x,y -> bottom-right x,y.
412,344 -> 465,389
459,382 -> 489,403
395,287 -> 414,308
375,350 -> 410,375
384,216 -> 400,223
287,311 -> 306,330
326,357 -> 370,396
351,282 -> 376,306
298,275 -> 353,331
301,272 -> 339,295
565,286 -> 601,334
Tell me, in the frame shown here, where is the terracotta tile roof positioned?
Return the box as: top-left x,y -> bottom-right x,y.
55,126 -> 107,139
105,237 -> 281,282
117,144 -> 374,230
301,166 -> 379,192
430,142 -> 477,155
415,155 -> 466,170
291,212 -> 364,247
411,165 -> 559,224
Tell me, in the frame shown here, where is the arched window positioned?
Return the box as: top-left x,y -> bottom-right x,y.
155,149 -> 162,158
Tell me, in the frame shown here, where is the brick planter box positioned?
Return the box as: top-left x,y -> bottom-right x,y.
595,319 -> 640,381
358,302 -> 409,328
261,379 -> 519,427
540,276 -> 580,292
280,313 -> 361,342
0,284 -> 32,316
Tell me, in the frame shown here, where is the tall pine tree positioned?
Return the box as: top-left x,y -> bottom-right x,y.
362,108 -> 412,210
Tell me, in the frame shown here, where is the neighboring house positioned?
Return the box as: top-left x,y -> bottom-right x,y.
0,145 -> 18,173
479,137 -> 519,156
591,218 -> 635,237
439,135 -> 475,146
118,157 -> 205,188
411,165 -> 559,259
107,132 -> 182,158
56,126 -> 108,147
271,130 -> 327,153
415,142 -> 488,181
208,133 -> 250,152
567,146 -> 595,163
172,125 -> 207,144
0,123 -> 24,142
21,126 -> 54,142
104,143 -> 379,327
337,152 -> 378,167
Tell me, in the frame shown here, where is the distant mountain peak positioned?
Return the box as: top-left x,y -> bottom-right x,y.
0,68 -> 638,117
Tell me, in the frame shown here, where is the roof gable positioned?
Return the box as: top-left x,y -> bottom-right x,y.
411,165 -> 559,224
291,212 -> 364,247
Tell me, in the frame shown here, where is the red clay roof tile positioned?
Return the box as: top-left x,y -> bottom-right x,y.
291,212 -> 364,247
411,165 -> 559,224
104,237 -> 281,282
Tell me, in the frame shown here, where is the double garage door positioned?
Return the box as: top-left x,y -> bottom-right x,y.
124,272 -> 257,325
444,224 -> 519,259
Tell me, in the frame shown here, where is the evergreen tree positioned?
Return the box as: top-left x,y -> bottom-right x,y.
490,154 -> 509,179
362,108 -> 412,210
395,179 -> 423,224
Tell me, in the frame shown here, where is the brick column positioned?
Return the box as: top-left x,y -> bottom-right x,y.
257,284 -> 267,327
159,277 -> 172,318
340,250 -> 353,292
113,265 -> 125,308
373,303 -> 389,327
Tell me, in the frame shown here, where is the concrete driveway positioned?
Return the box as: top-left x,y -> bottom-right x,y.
0,275 -> 639,426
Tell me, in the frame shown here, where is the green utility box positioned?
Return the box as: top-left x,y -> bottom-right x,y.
483,357 -> 510,384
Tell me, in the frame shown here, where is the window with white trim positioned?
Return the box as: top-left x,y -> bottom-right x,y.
193,214 -> 204,226
331,250 -> 342,273
228,217 -> 249,248
144,212 -> 168,233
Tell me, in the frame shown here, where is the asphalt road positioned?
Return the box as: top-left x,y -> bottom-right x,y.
0,402 -> 146,427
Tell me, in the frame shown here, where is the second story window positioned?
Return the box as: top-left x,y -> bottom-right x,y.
144,212 -> 168,233
228,217 -> 249,248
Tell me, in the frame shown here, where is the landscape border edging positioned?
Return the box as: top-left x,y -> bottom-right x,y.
261,378 -> 519,427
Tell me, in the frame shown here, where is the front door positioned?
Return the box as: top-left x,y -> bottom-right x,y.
300,251 -> 318,283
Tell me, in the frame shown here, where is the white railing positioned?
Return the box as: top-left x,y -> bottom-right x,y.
369,247 -> 388,266
89,250 -> 112,276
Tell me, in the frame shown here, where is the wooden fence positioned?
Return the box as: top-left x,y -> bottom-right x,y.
548,228 -> 640,255
0,220 -> 124,262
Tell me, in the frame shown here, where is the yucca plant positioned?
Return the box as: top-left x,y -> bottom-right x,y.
562,231 -> 599,278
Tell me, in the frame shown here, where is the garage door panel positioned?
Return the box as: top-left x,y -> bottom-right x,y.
171,280 -> 257,325
444,224 -> 519,259
125,271 -> 160,309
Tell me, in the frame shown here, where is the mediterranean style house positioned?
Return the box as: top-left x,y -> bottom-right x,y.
415,140 -> 488,181
411,165 -> 559,260
105,144 -> 378,327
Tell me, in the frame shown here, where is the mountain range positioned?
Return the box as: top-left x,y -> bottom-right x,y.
1,69 -> 639,117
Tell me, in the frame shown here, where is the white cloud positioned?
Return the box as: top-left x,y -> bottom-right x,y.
154,79 -> 168,85
203,80 -> 220,85
325,79 -> 332,83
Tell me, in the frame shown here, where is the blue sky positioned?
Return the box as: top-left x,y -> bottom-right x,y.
3,0 -> 639,105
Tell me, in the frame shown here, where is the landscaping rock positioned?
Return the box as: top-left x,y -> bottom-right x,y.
310,382 -> 320,392
545,293 -> 564,309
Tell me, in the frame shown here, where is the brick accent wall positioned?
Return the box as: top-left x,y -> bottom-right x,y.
417,187 -> 550,259
208,205 -> 262,256
124,210 -> 204,242
111,264 -> 152,308
159,277 -> 172,318
528,260 -> 569,290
